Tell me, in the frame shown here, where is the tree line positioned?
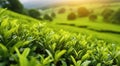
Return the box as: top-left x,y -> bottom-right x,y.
0,0 -> 41,20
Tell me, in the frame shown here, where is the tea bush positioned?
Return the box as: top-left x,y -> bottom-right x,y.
101,8 -> 114,22
67,12 -> 77,20
77,7 -> 90,17
51,12 -> 56,18
58,8 -> 66,14
28,9 -> 41,20
89,14 -> 98,21
43,14 -> 53,21
111,8 -> 120,24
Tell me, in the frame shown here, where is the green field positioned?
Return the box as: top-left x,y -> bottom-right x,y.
45,3 -> 120,44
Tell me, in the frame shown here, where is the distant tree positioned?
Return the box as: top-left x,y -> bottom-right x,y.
0,0 -> 7,6
67,12 -> 77,20
111,9 -> 120,24
89,14 -> 98,21
0,0 -> 24,14
28,9 -> 41,19
77,7 -> 90,17
7,0 -> 24,13
51,12 -> 56,18
58,8 -> 66,14
101,8 -> 114,21
0,0 -> 10,8
43,14 -> 53,21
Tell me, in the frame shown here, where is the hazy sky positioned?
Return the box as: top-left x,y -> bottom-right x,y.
19,0 -> 63,8
20,0 -> 46,3
20,0 -> 62,3
20,0 -> 87,3
20,0 -> 111,4
19,0 -> 100,8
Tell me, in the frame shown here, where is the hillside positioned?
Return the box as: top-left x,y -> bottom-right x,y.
0,8 -> 120,66
43,3 -> 120,44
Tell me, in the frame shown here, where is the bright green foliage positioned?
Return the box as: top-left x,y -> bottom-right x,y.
0,8 -> 120,66
15,47 -> 30,66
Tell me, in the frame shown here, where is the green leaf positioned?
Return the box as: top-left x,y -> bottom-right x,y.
67,47 -> 74,54
4,28 -> 17,38
115,51 -> 120,58
11,41 -> 31,53
96,63 -> 101,66
0,43 -> 8,52
61,60 -> 67,66
0,8 -> 6,13
11,41 -> 24,53
1,18 -> 9,28
81,60 -> 91,66
51,43 -> 56,52
22,48 -> 30,57
81,53 -> 90,61
15,47 -> 21,58
74,49 -> 78,57
15,47 -> 30,66
46,49 -> 53,58
0,43 -> 8,56
70,55 -> 77,66
76,60 -> 82,66
43,56 -> 53,65
29,57 -> 38,66
55,50 -> 66,62
19,55 -> 29,66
